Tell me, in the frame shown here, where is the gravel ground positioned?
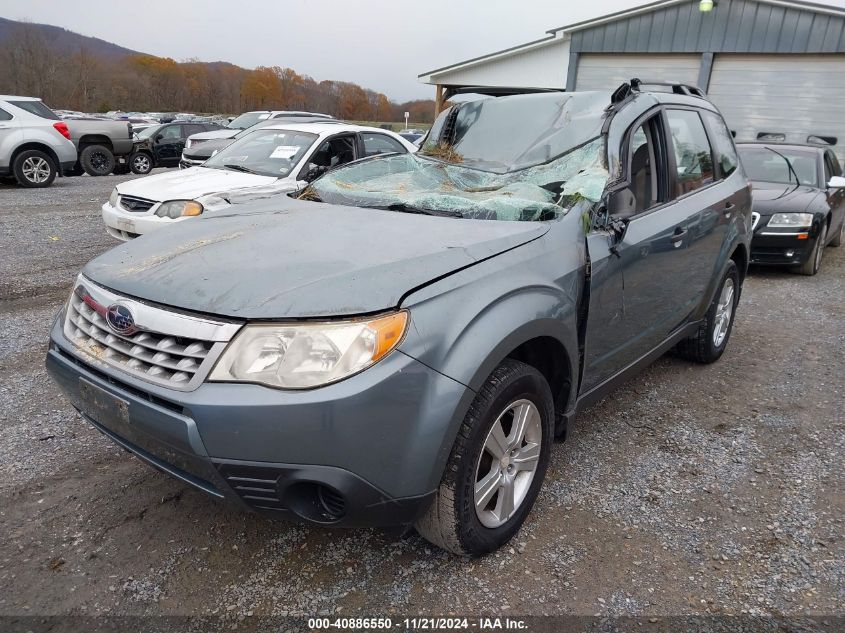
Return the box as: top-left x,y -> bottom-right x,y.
0,173 -> 842,627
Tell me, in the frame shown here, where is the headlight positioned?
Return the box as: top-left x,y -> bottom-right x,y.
155,200 -> 203,219
209,311 -> 409,389
768,213 -> 813,228
109,188 -> 119,207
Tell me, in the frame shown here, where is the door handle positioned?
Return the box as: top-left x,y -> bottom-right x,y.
723,201 -> 736,215
670,227 -> 688,243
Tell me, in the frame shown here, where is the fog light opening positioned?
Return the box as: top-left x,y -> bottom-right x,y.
285,482 -> 347,523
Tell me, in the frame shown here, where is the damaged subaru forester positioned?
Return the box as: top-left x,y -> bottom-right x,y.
46,81 -> 752,555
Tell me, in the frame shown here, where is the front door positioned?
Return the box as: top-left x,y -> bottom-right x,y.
582,109 -> 703,393
155,124 -> 185,165
824,150 -> 845,240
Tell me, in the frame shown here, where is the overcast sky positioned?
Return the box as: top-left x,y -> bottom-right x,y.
2,0 -> 845,102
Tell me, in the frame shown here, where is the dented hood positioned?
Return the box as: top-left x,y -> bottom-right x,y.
83,198 -> 548,319
116,166 -> 277,203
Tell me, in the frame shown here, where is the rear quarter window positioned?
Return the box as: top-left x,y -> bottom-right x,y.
702,111 -> 739,179
8,100 -> 59,120
0,107 -> 11,121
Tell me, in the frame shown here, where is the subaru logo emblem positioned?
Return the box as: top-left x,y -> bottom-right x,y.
106,304 -> 137,335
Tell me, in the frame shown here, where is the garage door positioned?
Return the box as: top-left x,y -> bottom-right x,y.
708,55 -> 845,164
575,54 -> 701,92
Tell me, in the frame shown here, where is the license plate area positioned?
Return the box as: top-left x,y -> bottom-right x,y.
79,378 -> 130,432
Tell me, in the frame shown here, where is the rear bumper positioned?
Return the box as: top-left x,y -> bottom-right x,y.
46,315 -> 467,527
750,231 -> 816,265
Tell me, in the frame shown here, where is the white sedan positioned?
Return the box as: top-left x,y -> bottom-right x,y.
101,122 -> 417,241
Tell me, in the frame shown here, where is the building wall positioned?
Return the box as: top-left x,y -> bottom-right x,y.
425,38 -> 571,89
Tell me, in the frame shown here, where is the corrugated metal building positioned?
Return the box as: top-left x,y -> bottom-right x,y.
418,0 -> 845,161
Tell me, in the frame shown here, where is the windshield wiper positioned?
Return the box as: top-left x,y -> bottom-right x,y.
386,203 -> 463,218
763,147 -> 800,187
223,164 -> 259,175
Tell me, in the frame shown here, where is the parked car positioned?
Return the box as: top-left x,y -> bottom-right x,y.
0,95 -> 77,187
399,132 -> 423,144
181,111 -> 335,163
736,142 -> 844,275
103,123 -> 416,240
47,83 -> 751,555
127,121 -> 224,174
179,116 -> 339,169
64,117 -> 135,176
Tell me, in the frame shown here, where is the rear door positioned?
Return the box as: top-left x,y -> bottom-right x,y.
664,108 -> 740,305
582,108 -> 700,392
0,106 -> 22,170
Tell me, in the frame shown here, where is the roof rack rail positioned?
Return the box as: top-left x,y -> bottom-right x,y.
630,78 -> 706,97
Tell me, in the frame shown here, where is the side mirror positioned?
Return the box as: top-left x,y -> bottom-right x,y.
155,134 -> 164,142
304,163 -> 328,182
827,176 -> 845,189
607,187 -> 636,219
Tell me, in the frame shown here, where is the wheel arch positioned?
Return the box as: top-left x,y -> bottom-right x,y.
10,143 -> 60,172
78,135 -> 114,152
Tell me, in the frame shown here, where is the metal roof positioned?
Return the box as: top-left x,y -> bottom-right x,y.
547,0 -> 845,34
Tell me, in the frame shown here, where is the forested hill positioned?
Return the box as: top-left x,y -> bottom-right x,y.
0,17 -> 436,122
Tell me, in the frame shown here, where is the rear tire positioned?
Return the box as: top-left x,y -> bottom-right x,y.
129,151 -> 153,175
80,144 -> 115,176
796,224 -> 826,276
415,359 -> 553,556
675,261 -> 739,364
12,149 -> 57,188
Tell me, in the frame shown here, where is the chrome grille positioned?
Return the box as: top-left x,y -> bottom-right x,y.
63,277 -> 241,391
119,195 -> 156,212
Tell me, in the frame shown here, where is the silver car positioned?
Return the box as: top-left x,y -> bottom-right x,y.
0,95 -> 78,187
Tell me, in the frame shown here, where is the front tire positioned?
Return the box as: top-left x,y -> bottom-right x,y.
129,151 -> 153,175
80,144 -> 115,176
796,223 -> 826,276
12,150 -> 57,188
415,359 -> 554,556
675,260 -> 739,364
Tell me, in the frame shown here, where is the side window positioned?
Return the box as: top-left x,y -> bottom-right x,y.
666,109 -> 715,195
0,107 -> 12,121
823,154 -> 833,184
701,111 -> 738,178
184,124 -> 205,137
824,151 -> 842,180
627,114 -> 668,214
362,133 -> 407,157
160,125 -> 183,140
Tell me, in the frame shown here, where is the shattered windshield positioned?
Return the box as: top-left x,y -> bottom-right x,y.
302,136 -> 608,222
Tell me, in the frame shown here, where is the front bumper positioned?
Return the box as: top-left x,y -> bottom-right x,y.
46,316 -> 469,527
101,201 -> 174,241
750,230 -> 816,265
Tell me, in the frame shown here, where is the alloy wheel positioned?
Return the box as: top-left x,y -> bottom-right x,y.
712,277 -> 734,348
22,156 -> 51,183
133,155 -> 150,172
474,399 -> 542,528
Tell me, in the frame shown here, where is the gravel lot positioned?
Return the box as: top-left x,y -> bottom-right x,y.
0,173 -> 842,626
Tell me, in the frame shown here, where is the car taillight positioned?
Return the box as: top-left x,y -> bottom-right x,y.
53,122 -> 71,140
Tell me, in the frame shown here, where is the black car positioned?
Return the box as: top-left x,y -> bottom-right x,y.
737,143 -> 845,275
129,122 -> 223,174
